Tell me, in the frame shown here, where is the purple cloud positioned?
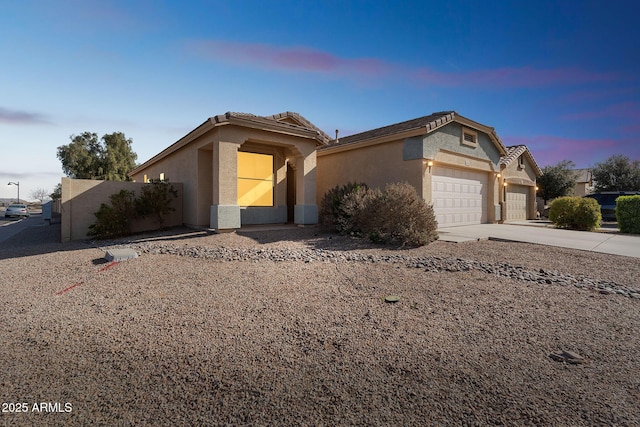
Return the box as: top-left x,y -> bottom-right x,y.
504,134 -> 637,168
0,107 -> 50,125
187,40 -> 392,76
188,40 -> 618,88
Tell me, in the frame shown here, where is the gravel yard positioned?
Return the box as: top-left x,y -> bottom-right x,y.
1,224 -> 639,426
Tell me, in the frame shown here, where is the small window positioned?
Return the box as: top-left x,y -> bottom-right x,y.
518,156 -> 526,169
143,174 -> 148,183
461,127 -> 477,147
159,173 -> 165,181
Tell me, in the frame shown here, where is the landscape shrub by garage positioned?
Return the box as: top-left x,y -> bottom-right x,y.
549,196 -> 601,231
616,195 -> 640,234
319,181 -> 438,247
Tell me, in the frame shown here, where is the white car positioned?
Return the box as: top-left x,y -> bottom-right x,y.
4,204 -> 30,218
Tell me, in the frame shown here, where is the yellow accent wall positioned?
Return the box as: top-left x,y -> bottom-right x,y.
237,152 -> 274,206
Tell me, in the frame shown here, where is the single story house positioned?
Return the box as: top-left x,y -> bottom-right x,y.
129,112 -> 330,229
129,110 -> 541,230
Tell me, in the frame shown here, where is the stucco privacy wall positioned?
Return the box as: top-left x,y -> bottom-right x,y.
61,177 -> 183,242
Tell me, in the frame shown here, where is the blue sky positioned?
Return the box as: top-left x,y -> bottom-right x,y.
1,0 -> 639,200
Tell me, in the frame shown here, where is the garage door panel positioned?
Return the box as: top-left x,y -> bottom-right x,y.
432,166 -> 488,227
506,185 -> 529,221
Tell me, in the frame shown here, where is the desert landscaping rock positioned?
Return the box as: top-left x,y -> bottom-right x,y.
99,239 -> 639,299
1,225 -> 639,426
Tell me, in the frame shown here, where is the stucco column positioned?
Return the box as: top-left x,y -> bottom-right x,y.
210,140 -> 241,229
294,145 -> 318,225
528,185 -> 537,219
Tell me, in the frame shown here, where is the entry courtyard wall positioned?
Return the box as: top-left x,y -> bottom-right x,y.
61,177 -> 183,242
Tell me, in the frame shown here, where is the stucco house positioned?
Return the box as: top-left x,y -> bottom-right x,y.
129,112 -> 330,230
572,169 -> 594,197
129,110 -> 541,230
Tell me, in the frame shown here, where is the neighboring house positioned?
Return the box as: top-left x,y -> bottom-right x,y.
499,145 -> 543,222
129,110 -> 542,231
129,112 -> 330,230
572,168 -> 593,196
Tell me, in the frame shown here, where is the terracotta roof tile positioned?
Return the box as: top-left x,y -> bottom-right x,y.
215,111 -> 330,145
501,145 -> 543,176
330,111 -> 455,146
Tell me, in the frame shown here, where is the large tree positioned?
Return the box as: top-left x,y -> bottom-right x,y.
57,132 -> 137,180
536,160 -> 578,204
591,155 -> 640,192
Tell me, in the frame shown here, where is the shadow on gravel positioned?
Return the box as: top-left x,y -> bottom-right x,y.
0,222 -> 88,261
0,221 -> 424,262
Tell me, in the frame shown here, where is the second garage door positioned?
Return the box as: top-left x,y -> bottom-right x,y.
505,185 -> 529,221
432,166 -> 488,227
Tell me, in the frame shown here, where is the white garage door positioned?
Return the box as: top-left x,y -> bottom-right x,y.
506,185 -> 529,222
432,166 -> 488,227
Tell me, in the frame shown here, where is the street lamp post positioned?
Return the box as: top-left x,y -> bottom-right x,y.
8,181 -> 19,203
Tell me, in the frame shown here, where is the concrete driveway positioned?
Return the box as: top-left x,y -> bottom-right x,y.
438,222 -> 640,258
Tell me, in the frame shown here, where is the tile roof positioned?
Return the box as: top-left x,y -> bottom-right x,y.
500,145 -> 543,176
213,111 -> 331,145
330,111 -> 456,146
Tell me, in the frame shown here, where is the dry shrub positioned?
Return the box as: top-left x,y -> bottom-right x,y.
319,182 -> 368,234
319,181 -> 438,247
362,182 -> 438,247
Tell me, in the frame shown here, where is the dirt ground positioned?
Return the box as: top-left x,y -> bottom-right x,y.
1,224 -> 639,426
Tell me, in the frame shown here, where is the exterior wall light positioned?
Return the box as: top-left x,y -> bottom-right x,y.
423,159 -> 434,174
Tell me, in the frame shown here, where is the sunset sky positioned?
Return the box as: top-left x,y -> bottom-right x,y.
1,0 -> 639,200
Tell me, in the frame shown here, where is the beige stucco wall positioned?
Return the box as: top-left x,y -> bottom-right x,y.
317,139 -> 423,204
61,178 -> 183,242
130,131 -> 210,226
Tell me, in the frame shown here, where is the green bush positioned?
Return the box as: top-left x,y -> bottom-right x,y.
319,181 -> 438,247
88,190 -> 136,239
88,180 -> 178,239
135,179 -> 178,226
616,195 -> 640,233
549,196 -> 601,231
